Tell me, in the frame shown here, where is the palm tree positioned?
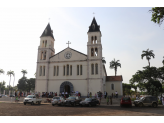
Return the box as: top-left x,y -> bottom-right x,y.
0,69 -> 5,75
7,70 -> 15,93
109,58 -> 121,76
141,48 -> 155,67
21,69 -> 27,77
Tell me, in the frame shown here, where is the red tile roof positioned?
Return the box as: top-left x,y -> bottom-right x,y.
106,75 -> 123,81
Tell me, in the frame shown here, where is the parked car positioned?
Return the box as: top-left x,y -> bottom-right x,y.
80,98 -> 99,106
10,95 -> 15,97
51,96 -> 65,106
64,96 -> 82,106
0,95 -> 2,98
120,97 -> 132,107
133,96 -> 158,108
23,94 -> 42,105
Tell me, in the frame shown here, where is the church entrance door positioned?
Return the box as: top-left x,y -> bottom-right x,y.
60,81 -> 73,94
64,85 -> 70,93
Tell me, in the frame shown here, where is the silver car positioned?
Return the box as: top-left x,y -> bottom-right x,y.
51,96 -> 65,106
133,96 -> 158,108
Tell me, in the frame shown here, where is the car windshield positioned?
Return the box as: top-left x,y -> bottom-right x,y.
139,97 -> 145,100
53,97 -> 60,99
85,98 -> 92,101
68,97 -> 76,100
122,97 -> 130,101
26,95 -> 33,98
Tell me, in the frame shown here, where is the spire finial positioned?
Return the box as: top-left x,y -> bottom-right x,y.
66,41 -> 71,47
49,18 -> 50,23
93,12 -> 95,17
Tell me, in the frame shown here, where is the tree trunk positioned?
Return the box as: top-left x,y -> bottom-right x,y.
9,75 -> 11,93
148,60 -> 150,67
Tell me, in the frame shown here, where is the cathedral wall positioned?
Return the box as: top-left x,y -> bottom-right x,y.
48,80 -> 88,96
88,79 -> 102,95
50,48 -> 87,61
35,80 -> 47,93
48,61 -> 88,80
106,81 -> 123,96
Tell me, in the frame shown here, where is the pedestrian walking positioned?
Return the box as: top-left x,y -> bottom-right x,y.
107,96 -> 109,105
110,96 -> 112,105
90,92 -> 92,98
162,96 -> 164,105
87,92 -> 89,98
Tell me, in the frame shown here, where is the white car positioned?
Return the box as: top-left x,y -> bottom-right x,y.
23,95 -> 42,105
51,96 -> 65,106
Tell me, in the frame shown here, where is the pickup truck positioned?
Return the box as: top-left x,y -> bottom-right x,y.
23,95 -> 42,105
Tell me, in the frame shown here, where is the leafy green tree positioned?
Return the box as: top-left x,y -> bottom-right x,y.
150,7 -> 164,26
141,49 -> 155,67
7,70 -> 15,92
0,69 -> 5,75
122,83 -> 131,96
21,69 -> 27,77
26,78 -> 35,92
162,56 -> 164,66
0,81 -> 6,94
17,77 -> 27,91
109,58 -> 121,76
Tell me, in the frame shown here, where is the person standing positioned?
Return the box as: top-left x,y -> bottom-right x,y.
87,92 -> 89,98
110,96 -> 112,105
106,92 -> 108,99
107,96 -> 109,105
162,96 -> 164,105
104,91 -> 106,99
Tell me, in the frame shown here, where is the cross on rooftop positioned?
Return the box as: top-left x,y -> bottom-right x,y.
66,41 -> 71,47
93,12 -> 95,17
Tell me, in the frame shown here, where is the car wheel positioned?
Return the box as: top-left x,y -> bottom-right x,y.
152,103 -> 157,108
89,103 -> 92,107
139,103 -> 143,107
120,104 -> 123,107
135,104 -> 138,107
80,104 -> 83,107
31,102 -> 34,105
73,103 -> 76,107
24,103 -> 26,105
52,104 -> 54,106
38,102 -> 40,105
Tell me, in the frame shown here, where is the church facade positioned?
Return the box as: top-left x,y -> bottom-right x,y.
35,17 -> 123,97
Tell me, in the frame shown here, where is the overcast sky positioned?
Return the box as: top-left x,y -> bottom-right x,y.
0,4 -> 164,87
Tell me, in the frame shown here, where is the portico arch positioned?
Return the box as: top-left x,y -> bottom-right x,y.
60,81 -> 74,93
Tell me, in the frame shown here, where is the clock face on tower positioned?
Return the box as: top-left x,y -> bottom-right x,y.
64,51 -> 72,59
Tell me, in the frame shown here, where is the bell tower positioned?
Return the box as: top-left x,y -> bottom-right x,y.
38,23 -> 55,62
87,17 -> 102,60
87,17 -> 103,93
35,23 -> 55,92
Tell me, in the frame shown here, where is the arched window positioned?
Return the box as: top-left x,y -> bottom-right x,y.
95,63 -> 98,74
54,66 -> 56,76
42,41 -> 44,48
43,66 -> 45,76
95,48 -> 98,56
95,36 -> 97,44
67,64 -> 69,75
63,66 -> 65,76
44,51 -> 46,60
80,65 -> 82,75
70,65 -> 72,76
111,84 -> 114,90
57,66 -> 59,76
41,52 -> 43,60
77,65 -> 79,75
91,64 -> 94,75
45,40 -> 47,47
91,48 -> 94,57
91,36 -> 94,44
40,66 -> 42,76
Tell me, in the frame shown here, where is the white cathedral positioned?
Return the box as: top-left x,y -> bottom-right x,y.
35,17 -> 123,97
